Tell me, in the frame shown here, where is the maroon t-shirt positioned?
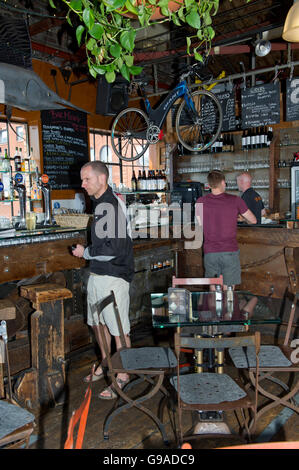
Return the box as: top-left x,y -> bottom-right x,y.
196,192 -> 248,253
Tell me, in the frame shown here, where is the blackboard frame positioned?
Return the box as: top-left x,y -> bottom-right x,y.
241,82 -> 280,129
41,108 -> 89,193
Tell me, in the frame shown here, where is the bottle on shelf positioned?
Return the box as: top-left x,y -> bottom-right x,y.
0,178 -> 4,201
242,130 -> 247,151
137,170 -> 142,191
229,134 -> 234,152
246,129 -> 251,150
3,148 -> 10,171
131,170 -> 137,191
14,147 -> 21,171
219,134 -> 223,152
267,126 -> 273,147
142,170 -> 147,191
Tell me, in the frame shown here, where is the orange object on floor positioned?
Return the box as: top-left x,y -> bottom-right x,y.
64,368 -> 93,449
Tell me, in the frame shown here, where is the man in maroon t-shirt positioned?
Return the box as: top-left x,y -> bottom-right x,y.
196,170 -> 256,290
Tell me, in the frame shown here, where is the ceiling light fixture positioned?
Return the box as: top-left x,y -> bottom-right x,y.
283,0 -> 299,42
254,34 -> 271,57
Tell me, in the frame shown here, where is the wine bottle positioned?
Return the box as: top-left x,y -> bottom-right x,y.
137,170 -> 142,191
242,130 -> 247,151
14,147 -> 21,171
131,170 -> 137,191
267,126 -> 273,147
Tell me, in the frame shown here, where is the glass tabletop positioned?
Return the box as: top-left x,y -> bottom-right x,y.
151,291 -> 280,328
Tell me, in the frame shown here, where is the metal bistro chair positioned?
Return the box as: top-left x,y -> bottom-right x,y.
171,330 -> 261,447
94,291 -> 177,445
0,318 -> 35,449
228,290 -> 299,429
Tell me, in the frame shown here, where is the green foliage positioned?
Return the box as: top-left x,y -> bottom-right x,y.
50,0 -> 250,82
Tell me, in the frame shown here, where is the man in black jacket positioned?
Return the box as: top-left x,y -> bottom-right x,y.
72,161 -> 134,399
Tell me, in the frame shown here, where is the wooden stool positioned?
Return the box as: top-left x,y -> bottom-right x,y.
19,283 -> 72,410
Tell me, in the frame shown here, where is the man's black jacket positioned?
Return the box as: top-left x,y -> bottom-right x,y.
83,186 -> 134,283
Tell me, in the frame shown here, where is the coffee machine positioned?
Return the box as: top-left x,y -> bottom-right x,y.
171,181 -> 203,222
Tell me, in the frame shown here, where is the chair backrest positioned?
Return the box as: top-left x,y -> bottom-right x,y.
174,330 -> 260,357
172,275 -> 224,288
93,292 -> 127,370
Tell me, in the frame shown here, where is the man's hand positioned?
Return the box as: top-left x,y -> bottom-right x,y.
72,244 -> 85,258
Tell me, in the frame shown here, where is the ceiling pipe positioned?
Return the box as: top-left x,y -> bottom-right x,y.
129,60 -> 299,101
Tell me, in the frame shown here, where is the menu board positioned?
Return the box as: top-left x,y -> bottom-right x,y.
216,90 -> 236,132
286,78 -> 299,122
241,82 -> 280,128
41,109 -> 89,190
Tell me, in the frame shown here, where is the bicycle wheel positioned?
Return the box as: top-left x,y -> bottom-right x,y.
175,90 -> 223,153
111,108 -> 150,162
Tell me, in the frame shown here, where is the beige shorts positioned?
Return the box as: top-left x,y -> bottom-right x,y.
87,273 -> 130,336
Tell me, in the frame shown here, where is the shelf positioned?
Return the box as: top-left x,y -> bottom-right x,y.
0,170 -> 35,174
120,190 -> 169,194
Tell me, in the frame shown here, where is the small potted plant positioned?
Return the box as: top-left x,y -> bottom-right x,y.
49,0 -> 251,82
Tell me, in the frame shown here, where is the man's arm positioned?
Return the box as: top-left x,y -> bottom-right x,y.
241,209 -> 257,224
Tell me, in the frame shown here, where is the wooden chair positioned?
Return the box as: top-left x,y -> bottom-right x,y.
171,331 -> 261,447
228,291 -> 299,429
94,291 -> 177,446
0,318 -> 35,449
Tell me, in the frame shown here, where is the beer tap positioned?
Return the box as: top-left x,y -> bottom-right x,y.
10,166 -> 26,229
36,169 -> 53,226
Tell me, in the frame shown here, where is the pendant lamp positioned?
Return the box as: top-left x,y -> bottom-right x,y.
283,0 -> 299,42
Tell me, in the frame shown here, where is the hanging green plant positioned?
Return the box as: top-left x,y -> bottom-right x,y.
49,0 -> 251,83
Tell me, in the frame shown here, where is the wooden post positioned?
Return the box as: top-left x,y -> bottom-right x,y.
20,283 -> 72,410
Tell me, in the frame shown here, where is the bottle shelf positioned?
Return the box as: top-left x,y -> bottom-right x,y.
120,190 -> 169,194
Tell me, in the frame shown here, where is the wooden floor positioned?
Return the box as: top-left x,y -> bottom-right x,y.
27,323 -> 299,450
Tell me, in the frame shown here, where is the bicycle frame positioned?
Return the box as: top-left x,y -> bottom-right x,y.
141,79 -> 197,129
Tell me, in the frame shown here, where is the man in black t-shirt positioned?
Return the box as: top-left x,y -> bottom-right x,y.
237,172 -> 265,224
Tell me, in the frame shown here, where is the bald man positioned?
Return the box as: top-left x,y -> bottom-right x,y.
237,172 -> 266,224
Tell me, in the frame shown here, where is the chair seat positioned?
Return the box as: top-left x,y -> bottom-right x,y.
229,345 -> 292,369
0,400 -> 35,441
120,347 -> 177,370
170,372 -> 247,405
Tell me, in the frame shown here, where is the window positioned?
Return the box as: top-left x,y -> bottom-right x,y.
100,145 -> 112,163
0,129 -> 7,144
16,126 -> 24,141
89,130 -> 151,191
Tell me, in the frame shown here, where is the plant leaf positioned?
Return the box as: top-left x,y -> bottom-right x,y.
110,43 -> 121,58
49,0 -> 56,9
83,8 -> 95,30
105,70 -> 116,83
124,55 -> 134,67
70,0 -> 82,11
76,25 -> 85,46
186,8 -> 201,29
120,29 -> 136,52
125,0 -> 139,15
86,37 -> 97,51
129,65 -> 142,76
186,36 -> 191,55
120,63 -> 131,81
105,0 -> 127,10
89,23 -> 104,39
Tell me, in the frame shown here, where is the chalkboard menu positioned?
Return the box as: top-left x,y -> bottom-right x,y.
216,90 -> 236,132
41,109 -> 89,190
241,82 -> 280,129
286,78 -> 299,122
